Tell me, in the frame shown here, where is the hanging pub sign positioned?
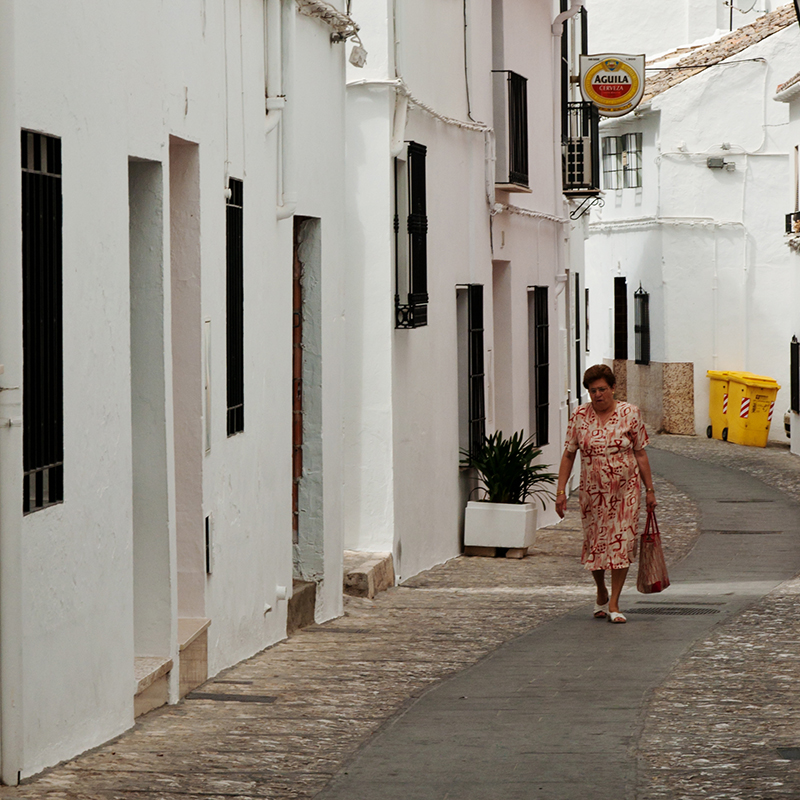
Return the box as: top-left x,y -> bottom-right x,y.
580,54 -> 646,117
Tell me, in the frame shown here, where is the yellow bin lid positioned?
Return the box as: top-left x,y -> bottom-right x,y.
725,370 -> 780,389
706,370 -> 732,380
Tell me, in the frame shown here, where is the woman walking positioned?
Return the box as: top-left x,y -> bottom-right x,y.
555,364 -> 657,623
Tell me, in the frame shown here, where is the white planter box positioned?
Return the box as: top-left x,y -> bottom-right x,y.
464,501 -> 539,549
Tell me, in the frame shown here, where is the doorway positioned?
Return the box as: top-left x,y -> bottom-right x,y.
292,217 -> 323,584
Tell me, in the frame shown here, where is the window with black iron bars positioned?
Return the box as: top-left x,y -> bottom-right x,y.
226,178 -> 245,436
22,130 -> 64,514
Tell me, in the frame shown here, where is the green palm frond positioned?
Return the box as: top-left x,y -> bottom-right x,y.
460,430 -> 557,507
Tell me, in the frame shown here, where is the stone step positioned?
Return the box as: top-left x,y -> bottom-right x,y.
343,551 -> 394,599
287,580 -> 317,635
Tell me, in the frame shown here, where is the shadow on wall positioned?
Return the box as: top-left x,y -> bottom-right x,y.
610,360 -> 694,435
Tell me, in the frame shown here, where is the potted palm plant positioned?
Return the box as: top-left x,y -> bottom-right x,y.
461,430 -> 557,550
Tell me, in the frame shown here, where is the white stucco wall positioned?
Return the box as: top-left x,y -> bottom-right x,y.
5,0 -> 348,778
589,0 -> 777,58
586,24 -> 799,440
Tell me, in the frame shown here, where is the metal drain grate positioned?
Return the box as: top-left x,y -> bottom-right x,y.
717,499 -> 775,504
777,748 -> 800,760
305,626 -> 371,634
628,606 -> 721,616
707,530 -> 782,535
636,600 -> 726,606
187,692 -> 277,703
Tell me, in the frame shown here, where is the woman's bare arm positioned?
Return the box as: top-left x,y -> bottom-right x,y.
634,448 -> 657,511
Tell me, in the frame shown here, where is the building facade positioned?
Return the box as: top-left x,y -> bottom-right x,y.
584,6 -> 799,439
0,0 -> 351,781
0,0 -> 594,782
343,0 -> 592,580
589,0 -> 781,59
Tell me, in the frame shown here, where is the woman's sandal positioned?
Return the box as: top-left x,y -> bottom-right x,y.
608,611 -> 627,624
593,602 -> 609,619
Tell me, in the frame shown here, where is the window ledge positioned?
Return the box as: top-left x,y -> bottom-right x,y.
496,182 -> 532,193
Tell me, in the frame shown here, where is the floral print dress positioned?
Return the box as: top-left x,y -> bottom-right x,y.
564,402 -> 649,571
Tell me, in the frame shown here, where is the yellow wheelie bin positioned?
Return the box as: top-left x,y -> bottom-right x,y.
725,371 -> 781,448
706,370 -> 732,440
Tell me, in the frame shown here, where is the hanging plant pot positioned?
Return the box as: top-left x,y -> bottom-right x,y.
464,501 -> 539,549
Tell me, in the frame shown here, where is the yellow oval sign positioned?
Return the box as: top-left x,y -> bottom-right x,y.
580,54 -> 646,118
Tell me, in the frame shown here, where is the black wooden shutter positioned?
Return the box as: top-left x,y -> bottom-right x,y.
791,335 -> 799,414
395,142 -> 428,328
407,142 -> 428,317
507,72 -> 529,187
614,277 -> 628,360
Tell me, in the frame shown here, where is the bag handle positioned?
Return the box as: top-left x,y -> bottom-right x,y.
642,508 -> 660,542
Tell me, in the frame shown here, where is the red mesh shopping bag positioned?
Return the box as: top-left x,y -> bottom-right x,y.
637,508 -> 670,594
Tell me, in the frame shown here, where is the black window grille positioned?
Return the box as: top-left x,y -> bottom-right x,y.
226,178 -> 244,436
22,131 -> 64,514
623,133 -> 643,189
467,285 -> 486,459
574,272 -> 582,404
614,277 -> 628,360
530,286 -> 549,447
791,335 -> 799,414
634,285 -> 650,365
563,102 -> 600,195
395,142 -> 428,328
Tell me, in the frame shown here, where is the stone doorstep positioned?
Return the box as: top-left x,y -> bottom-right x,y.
134,656 -> 173,695
343,550 -> 395,599
287,580 -> 317,635
133,656 -> 173,719
178,618 -> 211,699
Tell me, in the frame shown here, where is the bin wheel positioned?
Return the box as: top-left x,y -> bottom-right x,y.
722,427 -> 728,441
706,425 -> 712,439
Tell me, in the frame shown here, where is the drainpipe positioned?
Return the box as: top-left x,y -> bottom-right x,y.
551,0 -> 586,35
264,0 -> 285,135
389,92 -> 408,158
0,0 -> 23,785
276,0 -> 297,220
551,1 -> 585,286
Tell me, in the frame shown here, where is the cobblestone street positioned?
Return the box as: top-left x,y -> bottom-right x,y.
2,434 -> 799,799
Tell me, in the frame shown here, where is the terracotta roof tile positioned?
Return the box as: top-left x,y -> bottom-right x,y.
642,5 -> 796,104
776,68 -> 800,94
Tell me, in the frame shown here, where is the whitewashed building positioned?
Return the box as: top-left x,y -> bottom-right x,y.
590,0 -> 781,60
343,0 -> 595,580
583,6 -> 799,439
774,58 -> 800,455
0,0 -> 599,781
0,0 -> 353,782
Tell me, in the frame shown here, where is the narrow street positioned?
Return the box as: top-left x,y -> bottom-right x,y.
3,434 -> 800,800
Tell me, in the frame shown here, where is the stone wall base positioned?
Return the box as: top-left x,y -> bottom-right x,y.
608,359 -> 694,435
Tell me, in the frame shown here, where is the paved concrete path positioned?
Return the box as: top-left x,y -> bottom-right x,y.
318,449 -> 800,800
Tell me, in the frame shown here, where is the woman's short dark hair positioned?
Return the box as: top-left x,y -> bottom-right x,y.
583,364 -> 616,390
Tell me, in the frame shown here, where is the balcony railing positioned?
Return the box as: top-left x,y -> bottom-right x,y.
786,211 -> 800,234
562,101 -> 600,196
